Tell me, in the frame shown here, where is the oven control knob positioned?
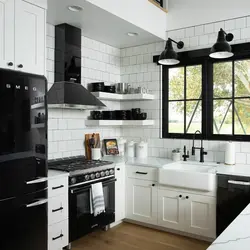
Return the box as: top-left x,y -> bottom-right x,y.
100,171 -> 105,177
85,175 -> 90,181
91,173 -> 95,180
96,172 -> 100,178
105,170 -> 110,176
109,169 -> 114,175
70,177 -> 77,185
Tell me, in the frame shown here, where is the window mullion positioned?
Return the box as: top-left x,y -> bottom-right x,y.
184,66 -> 187,133
232,61 -> 235,135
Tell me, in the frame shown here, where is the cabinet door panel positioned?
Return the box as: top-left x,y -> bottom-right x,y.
15,0 -> 45,75
185,194 -> 216,238
158,189 -> 184,231
115,164 -> 125,222
0,0 -> 14,69
126,178 -> 157,225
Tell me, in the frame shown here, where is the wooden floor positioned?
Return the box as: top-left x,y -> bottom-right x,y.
72,222 -> 210,250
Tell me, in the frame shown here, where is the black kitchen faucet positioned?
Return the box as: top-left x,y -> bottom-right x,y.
192,130 -> 207,163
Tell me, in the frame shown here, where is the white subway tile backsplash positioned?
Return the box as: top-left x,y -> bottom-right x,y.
189,37 -> 199,47
195,25 -> 204,36
235,17 -> 246,29
241,27 -> 250,39
225,19 -> 236,31
185,27 -> 195,37
236,153 -> 247,164
199,35 -> 209,46
214,21 -> 225,32
204,23 -> 214,34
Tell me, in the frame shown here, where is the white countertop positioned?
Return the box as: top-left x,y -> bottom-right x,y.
207,203 -> 250,250
48,169 -> 69,179
102,155 -> 173,168
103,156 -> 250,176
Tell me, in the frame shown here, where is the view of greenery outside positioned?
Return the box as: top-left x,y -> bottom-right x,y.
169,65 -> 202,134
167,59 -> 250,135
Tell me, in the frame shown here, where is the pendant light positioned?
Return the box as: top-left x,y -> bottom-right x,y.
158,38 -> 184,65
210,28 -> 234,59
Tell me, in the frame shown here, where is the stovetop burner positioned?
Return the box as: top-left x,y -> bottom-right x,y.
48,156 -> 113,172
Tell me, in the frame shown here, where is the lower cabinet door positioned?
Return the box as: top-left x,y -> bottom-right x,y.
48,220 -> 69,250
126,178 -> 157,225
184,194 -> 216,238
158,189 -> 184,231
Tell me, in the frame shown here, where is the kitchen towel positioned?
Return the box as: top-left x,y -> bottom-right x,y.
225,141 -> 236,165
90,182 -> 105,216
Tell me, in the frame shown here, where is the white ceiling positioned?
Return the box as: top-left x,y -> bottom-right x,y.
47,0 -> 163,48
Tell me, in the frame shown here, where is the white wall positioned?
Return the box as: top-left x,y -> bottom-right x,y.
120,15 -> 250,164
86,0 -> 167,40
167,0 -> 250,31
46,23 -> 121,159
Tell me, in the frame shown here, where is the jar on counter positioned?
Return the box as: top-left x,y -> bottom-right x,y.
136,141 -> 148,158
127,141 -> 135,158
118,138 -> 127,156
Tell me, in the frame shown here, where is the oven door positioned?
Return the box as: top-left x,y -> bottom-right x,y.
69,178 -> 116,242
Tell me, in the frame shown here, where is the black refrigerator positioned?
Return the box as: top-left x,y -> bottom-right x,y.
0,69 -> 48,250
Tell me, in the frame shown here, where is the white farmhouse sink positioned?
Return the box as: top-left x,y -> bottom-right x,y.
158,162 -> 217,191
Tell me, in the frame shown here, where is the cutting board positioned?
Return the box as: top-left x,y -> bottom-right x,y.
85,133 -> 101,160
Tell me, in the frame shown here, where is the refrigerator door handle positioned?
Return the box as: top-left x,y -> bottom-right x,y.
26,177 -> 47,185
26,199 -> 48,208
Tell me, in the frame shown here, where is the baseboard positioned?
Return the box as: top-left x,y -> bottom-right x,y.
123,219 -> 214,243
110,220 -> 123,228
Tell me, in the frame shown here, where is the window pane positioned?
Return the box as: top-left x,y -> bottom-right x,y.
169,101 -> 184,133
235,60 -> 250,98
213,62 -> 232,98
186,101 -> 202,133
186,65 -> 202,100
213,99 -> 232,135
235,99 -> 250,135
169,67 -> 184,100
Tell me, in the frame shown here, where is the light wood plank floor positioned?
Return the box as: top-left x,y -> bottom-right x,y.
72,222 -> 210,250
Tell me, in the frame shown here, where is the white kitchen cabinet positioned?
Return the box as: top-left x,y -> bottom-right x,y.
185,193 -> 216,238
48,172 -> 69,250
0,0 -> 46,75
158,189 -> 184,231
0,0 -> 15,70
114,163 -> 126,224
126,178 -> 157,225
157,186 -> 216,238
15,0 -> 46,75
23,0 -> 47,9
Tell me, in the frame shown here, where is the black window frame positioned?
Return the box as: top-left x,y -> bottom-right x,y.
154,0 -> 163,7
154,42 -> 250,141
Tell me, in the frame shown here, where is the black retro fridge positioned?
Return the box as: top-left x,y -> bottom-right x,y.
0,69 -> 48,250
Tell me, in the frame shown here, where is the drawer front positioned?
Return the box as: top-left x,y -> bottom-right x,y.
48,177 -> 68,198
48,220 -> 68,250
48,195 -> 68,226
126,165 -> 157,181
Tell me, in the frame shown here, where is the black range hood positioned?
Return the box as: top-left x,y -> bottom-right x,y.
47,23 -> 106,110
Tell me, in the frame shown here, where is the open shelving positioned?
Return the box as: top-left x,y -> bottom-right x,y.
85,120 -> 155,127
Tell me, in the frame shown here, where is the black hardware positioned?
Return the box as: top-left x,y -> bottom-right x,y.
52,185 -> 64,190
152,184 -> 155,187
192,130 -> 207,163
179,195 -> 182,198
182,146 -> 189,161
18,64 -> 23,68
136,171 -> 148,175
52,207 -> 64,213
117,168 -> 120,171
52,234 -> 64,241
7,62 -> 13,66
186,196 -> 189,199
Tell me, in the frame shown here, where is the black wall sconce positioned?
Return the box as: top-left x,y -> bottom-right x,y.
210,28 -> 234,59
158,38 -> 184,65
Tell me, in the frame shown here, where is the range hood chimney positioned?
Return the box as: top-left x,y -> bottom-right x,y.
47,23 -> 106,110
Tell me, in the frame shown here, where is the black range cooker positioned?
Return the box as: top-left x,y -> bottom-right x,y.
49,156 -> 116,242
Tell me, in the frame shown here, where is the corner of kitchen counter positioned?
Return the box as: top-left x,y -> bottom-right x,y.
48,169 -> 69,179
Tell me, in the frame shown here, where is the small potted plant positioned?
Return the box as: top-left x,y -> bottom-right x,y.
172,148 -> 181,162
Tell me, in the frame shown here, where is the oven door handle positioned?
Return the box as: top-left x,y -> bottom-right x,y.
70,178 -> 117,194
